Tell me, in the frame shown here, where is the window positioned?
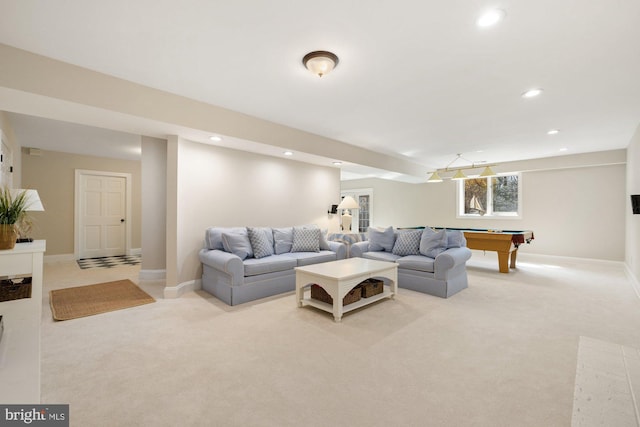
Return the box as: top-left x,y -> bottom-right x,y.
340,188 -> 373,232
458,173 -> 521,218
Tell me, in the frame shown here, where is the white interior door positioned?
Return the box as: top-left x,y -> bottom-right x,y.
1,133 -> 13,188
78,173 -> 127,259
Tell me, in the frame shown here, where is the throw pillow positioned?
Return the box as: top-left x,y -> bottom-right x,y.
248,227 -> 274,259
446,230 -> 467,248
221,232 -> 253,260
273,227 -> 293,254
291,227 -> 320,252
298,224 -> 330,250
419,229 -> 448,258
368,226 -> 396,252
392,229 -> 422,256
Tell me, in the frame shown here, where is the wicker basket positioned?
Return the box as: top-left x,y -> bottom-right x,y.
360,278 -> 384,298
0,276 -> 33,302
310,284 -> 361,305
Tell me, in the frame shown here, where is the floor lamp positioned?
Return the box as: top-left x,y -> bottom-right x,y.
337,196 -> 359,231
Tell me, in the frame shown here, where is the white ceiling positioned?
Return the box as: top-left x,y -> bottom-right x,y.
1,0 -> 639,180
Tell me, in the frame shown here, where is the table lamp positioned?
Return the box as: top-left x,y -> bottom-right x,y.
11,189 -> 45,243
337,196 -> 359,231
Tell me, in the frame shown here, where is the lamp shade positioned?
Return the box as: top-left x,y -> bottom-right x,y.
427,171 -> 443,183
451,169 -> 467,180
337,196 -> 359,210
11,189 -> 44,211
479,166 -> 496,177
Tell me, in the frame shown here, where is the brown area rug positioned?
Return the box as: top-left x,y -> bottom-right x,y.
50,279 -> 155,321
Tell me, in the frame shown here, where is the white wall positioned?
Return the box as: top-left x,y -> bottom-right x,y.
343,150 -> 627,261
172,139 -> 341,284
626,125 -> 640,280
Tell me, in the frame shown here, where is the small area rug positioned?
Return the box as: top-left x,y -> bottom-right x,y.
50,279 -> 155,321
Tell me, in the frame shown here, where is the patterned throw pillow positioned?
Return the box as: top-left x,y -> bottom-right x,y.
248,227 -> 274,259
221,232 -> 253,260
291,227 -> 320,252
419,229 -> 448,258
392,229 -> 422,256
368,226 -> 396,252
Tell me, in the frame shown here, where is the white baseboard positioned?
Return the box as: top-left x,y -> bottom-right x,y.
44,253 -> 75,263
139,269 -> 166,281
128,248 -> 142,256
518,252 -> 625,266
624,264 -> 640,301
163,279 -> 202,299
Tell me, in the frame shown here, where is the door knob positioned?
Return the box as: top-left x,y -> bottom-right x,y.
120,219 -> 125,223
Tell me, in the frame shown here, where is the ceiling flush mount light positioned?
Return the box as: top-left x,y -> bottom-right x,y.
547,129 -> 560,135
427,153 -> 498,183
522,88 -> 543,98
477,9 -> 506,27
209,136 -> 222,142
283,151 -> 293,156
332,161 -> 342,166
302,51 -> 339,77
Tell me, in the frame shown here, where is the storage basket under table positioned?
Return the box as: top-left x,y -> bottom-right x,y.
359,278 -> 384,298
0,276 -> 33,302
310,284 -> 361,305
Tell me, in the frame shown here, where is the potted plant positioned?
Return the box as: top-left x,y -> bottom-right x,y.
0,187 -> 29,250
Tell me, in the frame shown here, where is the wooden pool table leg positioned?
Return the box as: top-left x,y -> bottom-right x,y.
510,249 -> 518,269
497,251 -> 510,273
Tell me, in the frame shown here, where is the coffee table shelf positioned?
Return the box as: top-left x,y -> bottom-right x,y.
295,258 -> 398,322
302,286 -> 394,315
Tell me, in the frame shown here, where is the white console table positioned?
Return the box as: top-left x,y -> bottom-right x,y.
0,240 -> 46,404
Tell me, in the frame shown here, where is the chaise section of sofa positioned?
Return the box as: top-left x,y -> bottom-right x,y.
350,227 -> 472,298
199,226 -> 347,306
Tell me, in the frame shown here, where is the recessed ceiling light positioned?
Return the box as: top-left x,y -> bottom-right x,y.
332,161 -> 342,166
522,88 -> 543,98
209,136 -> 222,142
477,9 -> 506,27
284,151 -> 293,156
547,129 -> 560,135
559,147 -> 568,152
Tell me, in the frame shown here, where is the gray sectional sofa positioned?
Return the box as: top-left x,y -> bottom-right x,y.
199,226 -> 347,305
350,227 -> 472,298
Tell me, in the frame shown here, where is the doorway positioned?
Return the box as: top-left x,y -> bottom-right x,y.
74,170 -> 132,259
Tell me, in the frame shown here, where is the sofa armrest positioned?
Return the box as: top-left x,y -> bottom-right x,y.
434,247 -> 472,279
328,241 -> 347,260
350,241 -> 370,258
199,249 -> 244,283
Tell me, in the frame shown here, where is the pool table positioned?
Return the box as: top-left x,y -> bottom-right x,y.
432,228 -> 534,273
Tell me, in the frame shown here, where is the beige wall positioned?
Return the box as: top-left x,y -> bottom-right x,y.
172,139 -> 341,284
626,125 -> 640,279
0,110 -> 21,188
343,150 -> 627,261
21,149 -> 142,255
141,136 -> 167,271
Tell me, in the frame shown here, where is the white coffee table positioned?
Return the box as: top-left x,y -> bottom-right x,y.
295,258 -> 398,322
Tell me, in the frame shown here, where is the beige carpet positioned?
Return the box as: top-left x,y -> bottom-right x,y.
38,253 -> 640,426
49,279 -> 155,321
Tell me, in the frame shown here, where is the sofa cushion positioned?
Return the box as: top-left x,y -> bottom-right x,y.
446,230 -> 467,248
291,227 -> 320,252
221,232 -> 253,260
205,227 -> 247,250
273,227 -> 293,254
248,227 -> 275,259
396,255 -> 435,273
419,229 -> 448,258
243,255 -> 297,277
362,251 -> 401,263
392,229 -> 422,256
368,226 -> 396,252
283,250 -> 337,266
